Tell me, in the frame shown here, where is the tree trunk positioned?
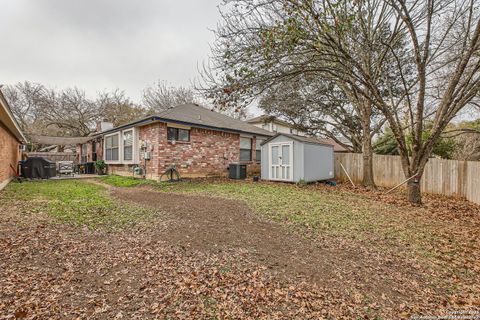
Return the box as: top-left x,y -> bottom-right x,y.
361,114 -> 376,188
407,179 -> 422,204
362,135 -> 376,189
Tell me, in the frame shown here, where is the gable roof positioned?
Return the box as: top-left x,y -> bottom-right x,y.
261,133 -> 335,148
101,104 -> 274,137
0,87 -> 27,142
261,133 -> 350,152
315,137 -> 350,152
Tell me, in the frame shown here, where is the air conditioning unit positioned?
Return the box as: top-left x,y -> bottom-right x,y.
229,163 -> 247,180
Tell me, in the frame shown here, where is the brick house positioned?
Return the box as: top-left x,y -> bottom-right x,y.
0,87 -> 26,190
78,104 -> 273,179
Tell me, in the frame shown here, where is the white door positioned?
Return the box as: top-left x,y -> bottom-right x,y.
269,142 -> 293,181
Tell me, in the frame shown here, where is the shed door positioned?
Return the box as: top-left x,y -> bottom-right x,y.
269,142 -> 293,181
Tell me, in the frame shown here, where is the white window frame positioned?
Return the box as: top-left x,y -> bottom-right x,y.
123,129 -> 134,162
104,132 -> 121,164
104,128 -> 139,165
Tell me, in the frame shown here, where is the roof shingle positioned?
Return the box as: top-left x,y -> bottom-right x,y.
155,104 -> 273,136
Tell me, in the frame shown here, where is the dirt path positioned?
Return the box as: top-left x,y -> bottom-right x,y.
114,186 -> 336,280
112,185 -> 430,304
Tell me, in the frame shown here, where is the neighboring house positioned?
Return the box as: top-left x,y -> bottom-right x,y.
78,104 -> 273,179
315,137 -> 350,153
0,87 -> 26,190
247,115 -> 350,153
247,115 -> 307,136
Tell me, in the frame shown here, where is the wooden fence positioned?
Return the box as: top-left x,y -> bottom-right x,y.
334,153 -> 480,205
26,152 -> 77,164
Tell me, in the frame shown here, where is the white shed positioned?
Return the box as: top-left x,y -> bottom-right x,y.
260,133 -> 334,183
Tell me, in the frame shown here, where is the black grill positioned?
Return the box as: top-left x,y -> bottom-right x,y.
20,157 -> 56,179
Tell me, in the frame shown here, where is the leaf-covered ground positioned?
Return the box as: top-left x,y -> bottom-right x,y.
1,178 -> 479,319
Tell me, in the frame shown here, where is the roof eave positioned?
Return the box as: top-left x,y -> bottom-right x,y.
0,89 -> 27,143
100,116 -> 273,137
260,133 -> 334,147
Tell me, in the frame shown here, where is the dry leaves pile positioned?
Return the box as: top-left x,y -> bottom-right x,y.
0,210 -> 358,319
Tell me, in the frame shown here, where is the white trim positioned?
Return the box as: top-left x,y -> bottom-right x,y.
104,132 -> 121,164
167,122 -> 191,130
104,128 -> 139,165
0,90 -> 27,142
0,177 -> 13,191
268,141 -> 293,182
122,129 -> 134,164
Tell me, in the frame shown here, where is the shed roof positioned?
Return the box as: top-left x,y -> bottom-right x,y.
261,133 -> 335,148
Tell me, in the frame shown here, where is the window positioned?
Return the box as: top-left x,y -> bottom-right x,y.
167,127 -> 190,142
240,137 -> 252,161
123,130 -> 133,161
105,134 -> 119,161
255,138 -> 263,162
80,144 -> 88,163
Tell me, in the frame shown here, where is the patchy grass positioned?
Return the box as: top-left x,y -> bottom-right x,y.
101,176 -> 419,241
1,176 -> 479,316
1,179 -> 157,230
101,176 -> 480,280
98,175 -> 155,187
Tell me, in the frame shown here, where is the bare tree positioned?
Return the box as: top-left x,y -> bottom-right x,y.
293,0 -> 480,202
97,89 -> 147,127
5,82 -> 152,138
37,87 -> 100,136
3,81 -> 47,134
199,0 -> 405,188
259,76 -> 364,152
143,81 -> 196,114
202,0 -> 480,203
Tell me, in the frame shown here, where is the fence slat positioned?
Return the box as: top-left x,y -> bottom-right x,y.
334,153 -> 480,205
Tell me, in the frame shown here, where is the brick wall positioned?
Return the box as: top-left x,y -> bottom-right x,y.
95,139 -> 103,160
77,138 -> 103,163
136,123 -> 242,179
0,122 -> 21,189
75,144 -> 81,163
105,123 -> 264,180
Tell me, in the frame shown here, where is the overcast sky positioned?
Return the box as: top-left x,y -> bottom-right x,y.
0,0 -> 223,103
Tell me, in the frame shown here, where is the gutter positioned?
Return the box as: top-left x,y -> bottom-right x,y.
99,116 -> 273,138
